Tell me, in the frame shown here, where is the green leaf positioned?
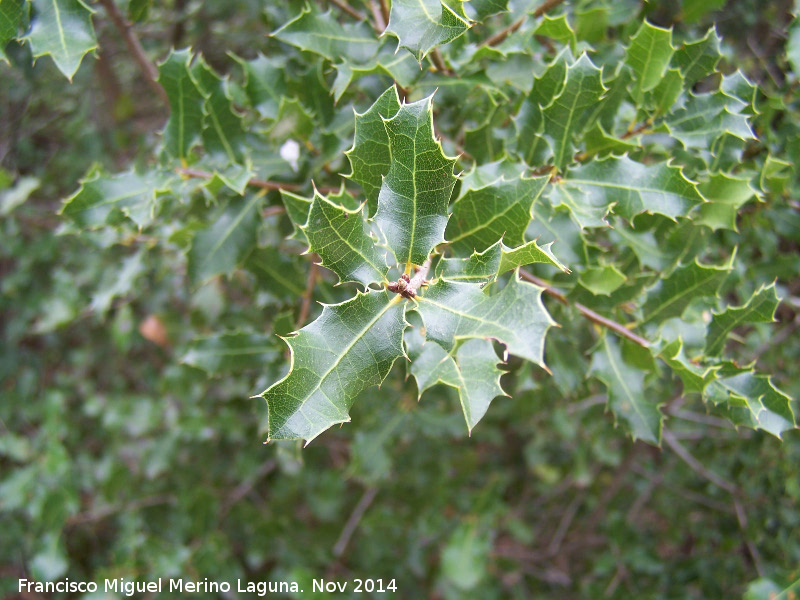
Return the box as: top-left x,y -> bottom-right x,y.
189,57 -> 246,164
465,0 -> 507,22
332,43 -> 420,102
534,14 -> 576,52
127,0 -> 151,22
591,336 -> 662,444
671,28 -> 721,87
705,284 -> 780,356
695,172 -> 757,231
24,0 -> 96,80
301,191 -> 388,287
60,168 -> 162,229
234,53 -> 287,121
280,190 -> 312,241
624,21 -> 674,105
666,90 -> 754,149
259,290 -> 407,442
245,247 -> 307,300
578,264 -> 627,296
374,94 -> 458,268
182,331 -> 278,374
436,238 -> 569,283
345,86 -> 402,215
648,67 -> 683,114
788,18 -> 800,74
188,195 -> 262,285
446,173 -> 549,254
386,0 -> 471,62
416,275 -> 555,368
0,0 -> 24,64
680,0 -> 725,24
406,327 -> 505,432
656,338 -> 718,394
158,49 -> 205,160
552,156 -> 705,228
641,256 -> 731,325
541,53 -> 606,170
581,123 -> 638,158
272,5 -> 379,64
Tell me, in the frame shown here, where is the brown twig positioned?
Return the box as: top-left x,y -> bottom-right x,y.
176,167 -> 303,192
377,0 -> 390,27
332,487 -> 379,557
662,429 -> 737,495
519,269 -> 651,348
481,0 -> 566,47
429,48 -> 454,76
219,460 -> 276,519
297,259 -> 320,328
368,0 -> 387,32
97,0 -> 168,106
262,205 -> 286,219
328,0 -> 366,21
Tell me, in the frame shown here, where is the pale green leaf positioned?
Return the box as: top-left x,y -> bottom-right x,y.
648,67 -> 683,114
188,195 -> 262,285
301,191 -> 389,287
465,0 -> 507,22
0,0 -> 24,64
578,264 -> 627,296
591,336 -> 662,444
666,90 -> 754,149
89,250 -> 146,315
280,190 -> 312,241
345,86 -> 402,214
624,21 -> 674,104
695,172 -> 757,231
656,338 -> 718,395
0,176 -> 39,216
416,275 -> 555,368
788,18 -> 800,74
374,94 -> 458,268
671,28 -> 721,87
581,123 -> 638,158
24,0 -> 96,80
534,14 -> 576,51
158,49 -> 205,159
705,284 -> 780,356
446,173 -> 549,254
259,290 -> 407,442
182,331 -> 278,374
386,0 -> 471,62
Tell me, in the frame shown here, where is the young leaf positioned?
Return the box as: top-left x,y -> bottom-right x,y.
24,0 -> 97,80
345,86 -> 402,215
259,290 -> 407,442
624,21 -> 674,105
407,327 -> 505,433
158,49 -> 205,160
436,239 -> 569,283
0,0 -> 23,64
386,0 -> 471,62
301,191 -> 389,288
374,94 -> 458,269
671,28 -> 722,87
591,336 -> 662,444
446,173 -> 549,254
705,284 -> 780,356
415,275 -> 555,368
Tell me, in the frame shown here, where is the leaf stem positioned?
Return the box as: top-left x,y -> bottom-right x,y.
519,269 -> 651,348
97,0 -> 169,106
408,258 -> 432,293
328,0 -> 366,22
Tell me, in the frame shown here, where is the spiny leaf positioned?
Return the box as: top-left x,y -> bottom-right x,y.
666,89 -> 754,149
332,44 -> 420,102
591,336 -> 662,444
641,256 -> 732,326
386,0 -> 471,62
551,156 -> 705,228
656,338 -> 718,395
436,238 -> 569,283
301,191 -> 389,287
446,173 -> 549,254
671,28 -> 721,87
407,327 -> 505,433
705,284 -> 780,356
158,49 -> 205,160
260,290 -> 407,442
695,172 -> 758,231
624,21 -> 674,105
534,14 -> 576,52
415,275 -> 555,368
181,331 -> 278,374
272,5 -> 378,64
188,194 -> 262,285
280,190 -> 312,241
234,53 -> 287,121
0,0 -> 23,64
374,94 -> 458,268
245,247 -> 307,300
578,264 -> 627,296
345,86 -> 402,215
24,0 -> 96,80
465,0 -> 508,22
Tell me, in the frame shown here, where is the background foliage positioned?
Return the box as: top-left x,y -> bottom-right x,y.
1,0 -> 799,597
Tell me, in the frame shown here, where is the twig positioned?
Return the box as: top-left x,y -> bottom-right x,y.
377,0 -> 390,28
481,0 -> 566,47
546,490 -> 584,556
734,497 -> 765,577
176,167 -> 303,192
368,0 -> 387,32
662,429 -> 737,494
297,258 -> 319,328
333,487 -> 379,557
429,48 -> 454,76
328,0 -> 366,21
519,269 -> 651,348
219,460 -> 276,518
97,0 -> 168,106
262,205 -> 286,219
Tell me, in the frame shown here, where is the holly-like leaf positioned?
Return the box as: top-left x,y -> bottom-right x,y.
415,275 -> 555,368
245,247 -> 307,300
624,21 -> 674,105
656,338 -> 718,395
60,168 -> 162,229
386,0 -> 471,62
446,173 -> 549,254
591,336 -> 662,444
695,172 -> 758,231
666,89 -> 754,149
436,238 -> 569,283
705,284 -> 780,356
280,190 -> 312,241
24,0 -> 96,80
541,53 -> 606,170
0,0 -> 23,64
188,195 -> 262,285
551,156 -> 705,228
374,94 -> 458,268
671,28 -> 721,87
332,43 -> 420,102
345,86 -> 402,214
234,53 -> 287,121
182,331 -> 278,374
301,191 -> 388,287
465,0 -> 507,22
158,49 -> 205,160
578,264 -> 627,296
407,327 -> 505,433
641,256 -> 732,326
272,5 -> 379,64
259,290 -> 407,442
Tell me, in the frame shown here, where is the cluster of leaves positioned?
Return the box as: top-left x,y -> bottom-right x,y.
2,0 -> 799,597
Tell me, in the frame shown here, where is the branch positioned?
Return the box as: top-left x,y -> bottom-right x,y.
176,167 -> 303,192
297,258 -> 319,328
518,269 -> 651,348
662,429 -> 737,495
332,487 -> 379,557
97,0 -> 168,106
368,0 -> 387,33
328,0 -> 366,21
480,0 -> 566,47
